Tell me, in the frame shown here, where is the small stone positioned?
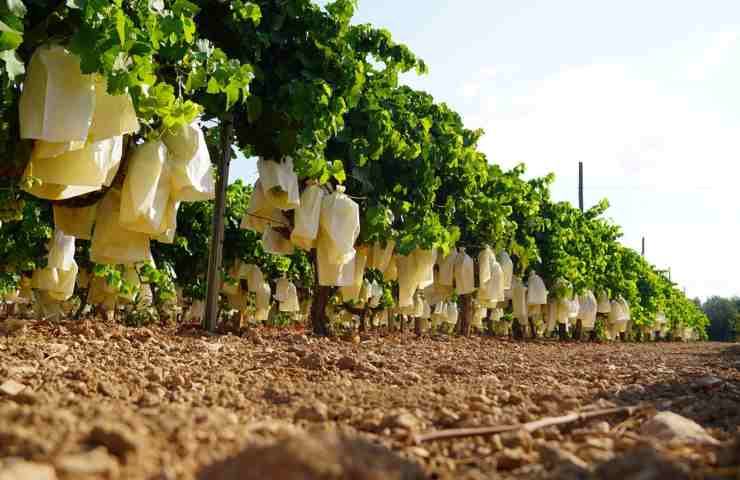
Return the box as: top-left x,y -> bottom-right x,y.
287,334 -> 308,344
145,366 -> 164,382
366,352 -> 384,366
592,421 -> 610,433
6,366 -> 37,376
580,447 -> 616,464
0,461 -> 56,480
508,392 -> 525,405
407,446 -> 430,458
0,380 -> 26,396
263,387 -> 292,405
361,362 -> 378,373
336,406 -> 358,420
496,448 -> 529,471
402,371 -> 422,384
45,343 -> 69,357
382,412 -> 421,432
294,401 -> 329,422
204,342 -> 223,352
640,411 -> 719,445
56,447 -> 118,476
467,393 -> 492,404
538,444 -> 589,470
435,408 -> 460,427
336,356 -> 358,371
9,391 -> 38,405
197,430 -> 426,479
499,431 -> 533,451
435,364 -> 465,375
86,423 -> 140,459
300,352 -> 324,370
98,381 -> 118,398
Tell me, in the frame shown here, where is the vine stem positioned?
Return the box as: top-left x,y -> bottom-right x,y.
412,404 -> 652,444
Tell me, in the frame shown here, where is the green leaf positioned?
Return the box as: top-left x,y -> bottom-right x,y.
224,82 -> 239,110
185,68 -> 206,92
206,76 -> 220,94
0,28 -> 21,51
115,9 -> 126,46
330,159 -> 346,183
172,0 -> 200,16
234,2 -> 261,25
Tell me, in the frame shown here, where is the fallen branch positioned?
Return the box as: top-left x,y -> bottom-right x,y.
413,404 -> 652,444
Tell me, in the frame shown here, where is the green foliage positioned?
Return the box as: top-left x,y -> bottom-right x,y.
197,0 -> 424,182
0,191 -> 51,273
0,0 -> 710,341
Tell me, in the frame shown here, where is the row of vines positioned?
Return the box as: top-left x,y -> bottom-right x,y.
0,0 -> 708,341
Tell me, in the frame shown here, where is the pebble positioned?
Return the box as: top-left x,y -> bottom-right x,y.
293,401 -> 329,422
0,380 -> 26,396
640,411 -> 719,445
86,423 -> 140,458
299,352 -> 324,370
55,447 -> 118,476
0,461 -> 56,480
336,356 -> 358,371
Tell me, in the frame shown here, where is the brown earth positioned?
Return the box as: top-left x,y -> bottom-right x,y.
1,319 -> 739,479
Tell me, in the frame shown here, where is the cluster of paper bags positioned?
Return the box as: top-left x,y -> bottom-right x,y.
219,261 -> 303,320
19,45 -> 214,305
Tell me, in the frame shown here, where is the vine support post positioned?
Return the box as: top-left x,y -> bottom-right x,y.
485,309 -> 495,336
459,294 -> 472,337
512,318 -> 524,340
528,316 -> 538,339
359,306 -> 369,333
310,285 -> 331,336
557,323 -> 568,341
204,114 -> 234,333
572,319 -> 583,341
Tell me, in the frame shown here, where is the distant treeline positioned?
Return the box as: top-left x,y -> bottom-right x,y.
701,296 -> 740,342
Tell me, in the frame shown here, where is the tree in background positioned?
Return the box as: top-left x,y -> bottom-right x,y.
703,296 -> 739,342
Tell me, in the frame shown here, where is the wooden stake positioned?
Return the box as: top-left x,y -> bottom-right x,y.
204,114 -> 233,332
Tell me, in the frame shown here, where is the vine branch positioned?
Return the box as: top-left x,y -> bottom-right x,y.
412,404 -> 652,444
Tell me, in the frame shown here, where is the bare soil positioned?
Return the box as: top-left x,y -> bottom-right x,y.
1,319 -> 739,479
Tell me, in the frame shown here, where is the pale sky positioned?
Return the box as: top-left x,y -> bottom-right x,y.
231,0 -> 740,300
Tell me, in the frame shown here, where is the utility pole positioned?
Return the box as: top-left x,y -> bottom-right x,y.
578,161 -> 584,212
641,237 -> 645,257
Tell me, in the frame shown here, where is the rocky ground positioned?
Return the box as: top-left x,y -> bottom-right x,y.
0,319 -> 739,480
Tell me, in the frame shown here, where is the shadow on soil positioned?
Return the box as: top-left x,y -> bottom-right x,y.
590,343 -> 740,437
